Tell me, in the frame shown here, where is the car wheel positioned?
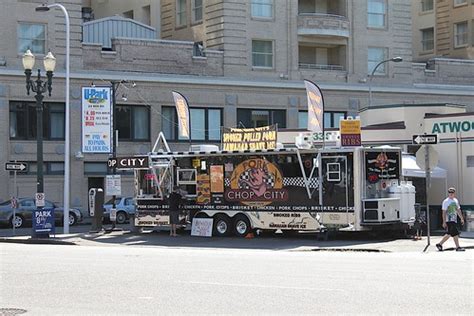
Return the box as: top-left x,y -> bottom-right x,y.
11,214 -> 24,228
68,213 -> 77,226
233,215 -> 251,238
213,215 -> 231,237
116,211 -> 127,224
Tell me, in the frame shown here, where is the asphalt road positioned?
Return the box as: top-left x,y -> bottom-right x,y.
0,242 -> 472,315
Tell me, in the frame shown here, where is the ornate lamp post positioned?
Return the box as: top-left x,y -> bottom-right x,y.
368,56 -> 403,107
23,49 -> 56,201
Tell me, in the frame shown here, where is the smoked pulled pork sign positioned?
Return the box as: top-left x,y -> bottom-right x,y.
221,125 -> 277,151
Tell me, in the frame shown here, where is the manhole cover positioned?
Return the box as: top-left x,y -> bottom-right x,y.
0,308 -> 27,316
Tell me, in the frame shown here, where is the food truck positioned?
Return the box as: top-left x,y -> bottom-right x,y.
132,134 -> 416,237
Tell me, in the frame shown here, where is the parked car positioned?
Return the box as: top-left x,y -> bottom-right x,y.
103,197 -> 136,224
0,198 -> 83,228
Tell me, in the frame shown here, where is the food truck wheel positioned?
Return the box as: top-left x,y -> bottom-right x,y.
233,215 -> 251,237
213,215 -> 231,236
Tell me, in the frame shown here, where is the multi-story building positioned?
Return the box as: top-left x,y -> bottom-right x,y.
413,0 -> 474,61
0,0 -> 473,218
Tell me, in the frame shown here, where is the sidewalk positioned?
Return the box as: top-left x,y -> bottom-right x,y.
1,229 -> 474,253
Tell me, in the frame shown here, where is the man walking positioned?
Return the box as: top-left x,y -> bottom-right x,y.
436,187 -> 465,252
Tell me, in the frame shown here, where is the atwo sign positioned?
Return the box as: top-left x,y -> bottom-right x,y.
431,119 -> 474,134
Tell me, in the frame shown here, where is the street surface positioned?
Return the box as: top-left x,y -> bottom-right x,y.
1,241 -> 472,315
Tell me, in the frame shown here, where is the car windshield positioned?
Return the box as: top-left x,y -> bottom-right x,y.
105,198 -> 121,204
0,200 -> 11,206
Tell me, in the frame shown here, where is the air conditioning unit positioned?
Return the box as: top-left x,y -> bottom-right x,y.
189,144 -> 219,152
295,133 -> 312,149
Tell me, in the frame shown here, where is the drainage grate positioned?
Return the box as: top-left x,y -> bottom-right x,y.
0,308 -> 27,316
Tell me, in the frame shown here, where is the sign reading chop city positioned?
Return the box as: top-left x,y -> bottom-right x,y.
108,156 -> 149,169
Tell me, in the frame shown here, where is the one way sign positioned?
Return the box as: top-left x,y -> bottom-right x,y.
5,162 -> 28,172
412,134 -> 438,145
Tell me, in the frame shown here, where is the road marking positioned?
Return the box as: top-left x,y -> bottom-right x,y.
181,281 -> 346,292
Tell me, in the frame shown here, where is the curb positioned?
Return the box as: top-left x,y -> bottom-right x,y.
0,237 -> 77,246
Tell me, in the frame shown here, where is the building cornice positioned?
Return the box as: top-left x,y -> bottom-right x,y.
2,68 -> 474,96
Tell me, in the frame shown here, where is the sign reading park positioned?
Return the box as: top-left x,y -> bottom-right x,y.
33,208 -> 55,234
221,125 -> 277,151
82,87 -> 112,153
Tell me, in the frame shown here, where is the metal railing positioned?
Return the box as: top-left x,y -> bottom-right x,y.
298,63 -> 344,71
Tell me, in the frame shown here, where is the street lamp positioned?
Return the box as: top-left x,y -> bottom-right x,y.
36,3 -> 71,233
22,49 -> 56,206
368,56 -> 403,107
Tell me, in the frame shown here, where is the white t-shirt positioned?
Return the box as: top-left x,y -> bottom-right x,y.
442,197 -> 460,222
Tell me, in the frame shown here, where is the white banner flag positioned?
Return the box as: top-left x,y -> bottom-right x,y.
172,91 -> 190,139
304,80 -> 324,133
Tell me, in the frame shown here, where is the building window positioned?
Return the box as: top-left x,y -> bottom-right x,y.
18,23 -> 46,54
10,162 -> 64,175
176,0 -> 187,27
252,40 -> 273,68
298,111 -> 346,129
467,155 -> 474,167
454,21 -> 468,47
237,109 -> 286,128
454,0 -> 467,6
421,28 -> 434,51
9,101 -> 65,140
421,0 -> 434,11
123,10 -> 133,19
367,0 -> 386,28
251,0 -> 273,18
84,162 -> 108,175
162,106 -> 222,141
192,0 -> 203,23
368,47 -> 387,75
115,105 -> 150,141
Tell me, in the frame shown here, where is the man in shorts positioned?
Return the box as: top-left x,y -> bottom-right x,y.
436,187 -> 465,252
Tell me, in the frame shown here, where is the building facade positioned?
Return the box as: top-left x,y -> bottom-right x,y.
412,0 -> 474,61
0,0 -> 473,217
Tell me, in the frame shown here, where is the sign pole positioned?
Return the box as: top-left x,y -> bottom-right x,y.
425,145 -> 431,247
13,169 -> 17,236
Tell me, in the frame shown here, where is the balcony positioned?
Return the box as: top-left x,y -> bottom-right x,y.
298,63 -> 344,71
297,13 -> 350,38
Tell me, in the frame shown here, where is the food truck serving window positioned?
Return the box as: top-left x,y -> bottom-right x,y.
327,163 -> 341,182
177,168 -> 196,183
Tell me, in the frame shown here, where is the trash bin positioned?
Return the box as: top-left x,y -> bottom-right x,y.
465,210 -> 474,232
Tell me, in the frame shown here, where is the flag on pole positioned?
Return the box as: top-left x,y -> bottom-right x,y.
172,91 -> 190,139
304,80 -> 324,133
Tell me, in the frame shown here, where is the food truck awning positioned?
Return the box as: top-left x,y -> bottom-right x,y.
402,154 -> 447,178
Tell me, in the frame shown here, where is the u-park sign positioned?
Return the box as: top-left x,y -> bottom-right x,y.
108,156 -> 149,169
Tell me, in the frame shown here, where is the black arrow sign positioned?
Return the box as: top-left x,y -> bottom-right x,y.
412,134 -> 438,145
5,162 -> 28,172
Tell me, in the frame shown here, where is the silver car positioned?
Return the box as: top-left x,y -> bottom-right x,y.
0,198 -> 83,228
103,197 -> 136,224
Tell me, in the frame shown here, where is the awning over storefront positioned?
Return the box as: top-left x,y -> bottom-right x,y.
402,154 -> 447,178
